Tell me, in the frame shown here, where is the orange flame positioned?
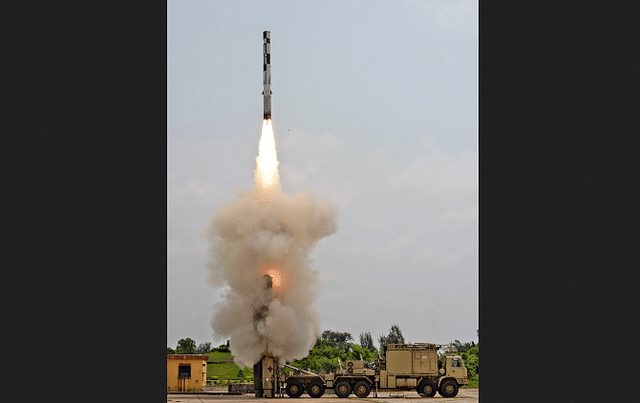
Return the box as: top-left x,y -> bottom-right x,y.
255,119 -> 281,193
259,261 -> 285,289
265,269 -> 283,288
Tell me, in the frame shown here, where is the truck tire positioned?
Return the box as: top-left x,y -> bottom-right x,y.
286,380 -> 304,398
307,380 -> 325,398
334,380 -> 352,398
438,379 -> 459,398
418,379 -> 437,397
354,381 -> 371,398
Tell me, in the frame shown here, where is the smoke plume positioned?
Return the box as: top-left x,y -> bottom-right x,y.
202,120 -> 338,366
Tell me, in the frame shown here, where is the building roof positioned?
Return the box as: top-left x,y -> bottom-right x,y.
167,354 -> 209,360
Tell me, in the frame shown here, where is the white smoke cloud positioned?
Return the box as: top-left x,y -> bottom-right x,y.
202,185 -> 338,366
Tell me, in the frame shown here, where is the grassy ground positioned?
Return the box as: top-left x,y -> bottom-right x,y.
205,349 -> 253,385
208,350 -> 234,359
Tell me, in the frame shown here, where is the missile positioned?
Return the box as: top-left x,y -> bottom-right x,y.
263,30 -> 271,120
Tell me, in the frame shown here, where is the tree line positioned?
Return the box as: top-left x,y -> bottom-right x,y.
289,325 -> 410,373
165,324 -> 406,357
167,338 -> 228,354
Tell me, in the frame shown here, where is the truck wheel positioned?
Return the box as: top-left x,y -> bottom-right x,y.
354,381 -> 371,398
418,379 -> 437,397
438,380 -> 458,398
335,380 -> 352,398
307,380 -> 325,398
286,380 -> 304,398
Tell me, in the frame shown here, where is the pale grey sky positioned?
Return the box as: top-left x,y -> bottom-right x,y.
168,0 -> 477,350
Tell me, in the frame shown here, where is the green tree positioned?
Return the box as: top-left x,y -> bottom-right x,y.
450,339 -> 474,353
321,330 -> 353,353
378,333 -> 388,355
167,347 -> 175,354
459,343 -> 479,387
176,338 -> 196,354
359,331 -> 376,353
349,344 -> 377,362
387,324 -> 405,344
196,342 -> 212,354
378,324 -> 405,355
290,338 -> 342,373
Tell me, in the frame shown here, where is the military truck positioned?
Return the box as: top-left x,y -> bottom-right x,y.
280,343 -> 469,398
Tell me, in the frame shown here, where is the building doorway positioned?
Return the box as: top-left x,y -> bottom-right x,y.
178,365 -> 191,391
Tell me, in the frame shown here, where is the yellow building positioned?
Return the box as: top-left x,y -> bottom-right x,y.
167,354 -> 208,392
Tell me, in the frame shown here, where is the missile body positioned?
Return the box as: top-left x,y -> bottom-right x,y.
263,30 -> 271,120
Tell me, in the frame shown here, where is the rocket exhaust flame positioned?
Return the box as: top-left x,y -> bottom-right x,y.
265,269 -> 283,288
260,259 -> 285,289
255,119 -> 280,192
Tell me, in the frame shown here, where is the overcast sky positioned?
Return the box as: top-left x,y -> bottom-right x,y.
168,0 -> 477,350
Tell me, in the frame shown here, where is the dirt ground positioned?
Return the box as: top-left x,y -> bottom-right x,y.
167,388 -> 478,403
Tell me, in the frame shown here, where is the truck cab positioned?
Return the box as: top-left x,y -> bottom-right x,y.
445,355 -> 467,380
438,354 -> 469,397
